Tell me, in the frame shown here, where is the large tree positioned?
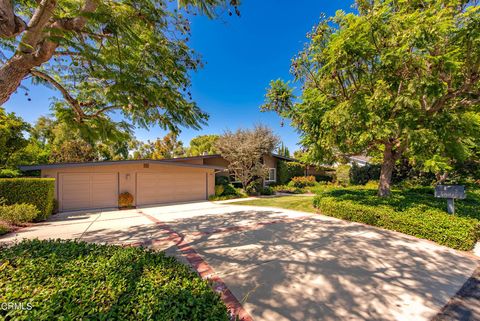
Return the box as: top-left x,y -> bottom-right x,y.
132,132 -> 186,159
262,0 -> 480,196
0,0 -> 239,133
0,107 -> 29,168
187,134 -> 219,156
216,125 -> 279,189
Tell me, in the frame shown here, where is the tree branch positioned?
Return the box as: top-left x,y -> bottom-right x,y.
0,0 -> 27,38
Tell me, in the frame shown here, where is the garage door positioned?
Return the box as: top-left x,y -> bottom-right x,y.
136,171 -> 206,206
59,173 -> 118,211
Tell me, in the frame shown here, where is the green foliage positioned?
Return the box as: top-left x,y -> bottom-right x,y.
335,165 -> 351,186
245,180 -> 263,196
0,107 -> 30,169
0,204 -> 39,225
314,174 -> 334,182
215,176 -> 230,186
222,184 -> 238,196
214,185 -> 225,196
0,178 -> 55,221
0,222 -> 10,235
276,142 -> 290,157
289,176 -> 316,188
312,185 -> 480,250
350,163 -> 381,185
313,195 -> 479,251
187,135 -> 219,156
277,161 -> 305,185
260,186 -> 275,196
262,1 -> 480,195
273,184 -> 305,194
0,169 -> 21,178
0,239 -> 229,320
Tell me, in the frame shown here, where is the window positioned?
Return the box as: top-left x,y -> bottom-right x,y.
267,168 -> 276,182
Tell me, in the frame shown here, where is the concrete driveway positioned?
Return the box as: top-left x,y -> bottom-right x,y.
1,201 -> 478,321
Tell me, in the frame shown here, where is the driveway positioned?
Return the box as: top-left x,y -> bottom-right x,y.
1,201 -> 478,321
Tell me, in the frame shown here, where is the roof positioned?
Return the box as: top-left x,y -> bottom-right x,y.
19,159 -> 226,171
164,153 -> 299,163
349,155 -> 372,163
270,153 -> 298,162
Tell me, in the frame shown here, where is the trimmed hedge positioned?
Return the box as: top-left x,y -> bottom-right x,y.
313,196 -> 480,250
0,239 -> 229,320
0,203 -> 39,224
0,178 -> 55,221
335,165 -> 351,186
273,184 -> 305,194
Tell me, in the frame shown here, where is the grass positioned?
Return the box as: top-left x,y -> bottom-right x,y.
0,239 -> 229,320
234,196 -> 315,213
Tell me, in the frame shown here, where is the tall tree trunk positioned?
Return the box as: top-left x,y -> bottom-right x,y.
378,142 -> 395,197
0,55 -> 36,105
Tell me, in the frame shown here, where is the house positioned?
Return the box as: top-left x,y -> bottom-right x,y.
19,153 -> 297,212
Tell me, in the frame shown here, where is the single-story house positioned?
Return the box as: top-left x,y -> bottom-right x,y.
19,153 -> 313,212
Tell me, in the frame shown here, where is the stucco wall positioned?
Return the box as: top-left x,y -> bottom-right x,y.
42,162 -> 215,207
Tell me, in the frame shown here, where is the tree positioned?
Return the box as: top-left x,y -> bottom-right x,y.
276,142 -> 290,157
0,0 -> 239,134
187,134 -> 219,156
50,140 -> 97,163
262,0 -> 480,196
216,125 -> 279,189
132,132 -> 186,159
0,107 -> 30,168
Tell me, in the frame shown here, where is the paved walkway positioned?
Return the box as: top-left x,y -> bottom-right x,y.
1,201 -> 478,321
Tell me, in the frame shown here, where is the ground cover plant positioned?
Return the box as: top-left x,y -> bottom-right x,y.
0,240 -> 229,320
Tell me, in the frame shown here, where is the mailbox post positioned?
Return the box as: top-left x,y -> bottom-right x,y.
434,185 -> 466,214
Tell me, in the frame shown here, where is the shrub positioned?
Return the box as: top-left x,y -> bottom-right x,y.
260,186 -> 275,195
118,192 -> 134,208
277,161 -> 305,184
273,184 -> 305,194
0,240 -> 229,320
214,185 -> 225,196
350,163 -> 381,185
0,203 -> 39,224
0,169 -> 21,178
222,184 -> 238,196
245,180 -> 262,196
0,178 -> 55,221
313,196 -> 480,251
289,176 -> 316,188
215,176 -> 230,186
335,165 -> 351,186
0,222 -> 10,235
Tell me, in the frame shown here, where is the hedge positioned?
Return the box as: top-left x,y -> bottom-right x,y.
313,196 -> 480,251
0,178 -> 55,221
0,203 -> 39,224
335,165 -> 351,186
0,239 -> 229,320
277,161 -> 305,185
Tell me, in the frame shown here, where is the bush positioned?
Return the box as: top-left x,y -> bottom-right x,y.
118,192 -> 134,208
335,165 -> 351,186
273,184 -> 305,194
0,178 -> 55,221
350,163 -> 381,185
215,176 -> 230,186
313,196 -> 480,251
245,180 -> 263,196
222,184 -> 238,196
0,169 -> 21,178
289,176 -> 316,188
0,239 -> 229,320
0,222 -> 10,235
0,203 -> 39,225
214,185 -> 225,196
260,186 -> 275,195
277,161 -> 305,185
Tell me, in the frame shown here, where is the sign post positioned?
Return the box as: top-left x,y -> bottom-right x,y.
434,185 -> 466,214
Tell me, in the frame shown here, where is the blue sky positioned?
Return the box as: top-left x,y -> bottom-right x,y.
3,0 -> 353,152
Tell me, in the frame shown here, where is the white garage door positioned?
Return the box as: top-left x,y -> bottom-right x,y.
136,171 -> 206,206
59,173 -> 118,211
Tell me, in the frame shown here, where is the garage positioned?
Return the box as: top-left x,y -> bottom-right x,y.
20,159 -> 222,212
59,172 -> 118,212
136,171 -> 207,206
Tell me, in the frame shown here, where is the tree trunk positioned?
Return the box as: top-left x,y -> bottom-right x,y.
0,54 -> 36,105
378,143 -> 395,197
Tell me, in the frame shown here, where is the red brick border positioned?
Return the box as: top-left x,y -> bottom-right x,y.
137,210 -> 254,321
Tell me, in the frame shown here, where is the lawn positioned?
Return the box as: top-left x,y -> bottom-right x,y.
234,196 -> 315,213
0,240 -> 229,320
233,185 -> 480,251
